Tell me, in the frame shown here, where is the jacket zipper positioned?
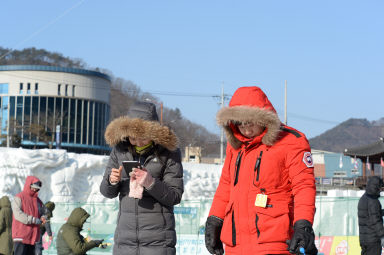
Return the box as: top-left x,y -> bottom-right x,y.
234,151 -> 243,186
255,214 -> 260,237
232,211 -> 236,246
255,151 -> 263,182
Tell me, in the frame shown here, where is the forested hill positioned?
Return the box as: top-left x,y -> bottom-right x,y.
0,47 -> 221,157
309,118 -> 384,153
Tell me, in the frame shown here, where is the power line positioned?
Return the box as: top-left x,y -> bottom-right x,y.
0,0 -> 86,60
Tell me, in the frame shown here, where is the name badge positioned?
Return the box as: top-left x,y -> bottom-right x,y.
255,194 -> 268,208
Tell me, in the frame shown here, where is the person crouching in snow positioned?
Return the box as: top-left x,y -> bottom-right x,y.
56,207 -> 103,255
100,101 -> 184,255
205,86 -> 317,255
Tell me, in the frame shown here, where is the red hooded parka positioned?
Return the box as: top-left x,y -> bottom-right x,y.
208,87 -> 316,254
12,176 -> 43,245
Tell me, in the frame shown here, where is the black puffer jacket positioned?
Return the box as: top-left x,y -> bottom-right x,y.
358,176 -> 384,244
100,101 -> 184,255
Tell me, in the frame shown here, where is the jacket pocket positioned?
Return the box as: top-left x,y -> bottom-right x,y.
250,202 -> 290,244
220,201 -> 236,247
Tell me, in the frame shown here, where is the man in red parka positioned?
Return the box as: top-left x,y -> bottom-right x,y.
205,87 -> 317,255
11,176 -> 46,255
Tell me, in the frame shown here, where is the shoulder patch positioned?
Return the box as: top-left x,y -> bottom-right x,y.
303,152 -> 314,167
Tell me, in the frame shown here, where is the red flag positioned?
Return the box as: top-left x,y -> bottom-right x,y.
381,157 -> 384,168
367,157 -> 371,170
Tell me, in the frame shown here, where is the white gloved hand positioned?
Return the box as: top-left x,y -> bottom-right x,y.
381,236 -> 384,248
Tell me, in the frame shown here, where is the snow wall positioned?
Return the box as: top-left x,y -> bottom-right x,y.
0,147 -> 379,255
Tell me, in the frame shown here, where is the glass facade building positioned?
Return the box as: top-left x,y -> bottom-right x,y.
0,65 -> 111,154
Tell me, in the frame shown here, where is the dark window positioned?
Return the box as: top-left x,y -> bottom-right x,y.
35,83 -> 38,94
47,97 -> 54,138
40,97 -> 47,130
16,96 -> 23,136
70,99 -> 76,143
24,97 -> 31,140
94,103 -> 99,145
82,101 -> 88,144
19,83 -> 23,94
72,85 -> 75,97
65,85 -> 68,96
27,83 -> 31,95
100,104 -> 106,146
31,97 -> 39,142
9,97 -> 15,134
88,101 -> 94,145
76,100 -> 82,143
62,98 -> 69,143
58,84 -> 61,96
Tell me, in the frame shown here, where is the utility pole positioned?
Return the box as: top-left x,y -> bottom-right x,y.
213,85 -> 230,165
284,80 -> 287,125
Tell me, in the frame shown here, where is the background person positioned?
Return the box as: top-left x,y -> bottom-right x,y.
35,201 -> 55,255
11,176 -> 46,255
56,207 -> 103,255
0,196 -> 13,255
100,101 -> 184,255
205,86 -> 317,254
358,176 -> 384,255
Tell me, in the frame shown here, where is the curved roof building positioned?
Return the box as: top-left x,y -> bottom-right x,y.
0,65 -> 111,154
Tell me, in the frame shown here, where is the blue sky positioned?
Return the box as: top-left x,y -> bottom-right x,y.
2,1 -> 383,139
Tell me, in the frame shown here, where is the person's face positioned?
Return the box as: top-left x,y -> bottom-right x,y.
236,122 -> 264,138
129,137 -> 152,147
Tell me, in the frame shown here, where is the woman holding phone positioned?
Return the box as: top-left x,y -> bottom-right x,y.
100,101 -> 184,255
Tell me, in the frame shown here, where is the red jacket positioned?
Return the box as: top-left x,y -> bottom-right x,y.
12,176 -> 43,245
209,87 -> 316,254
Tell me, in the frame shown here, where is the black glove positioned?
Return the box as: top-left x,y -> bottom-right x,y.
286,220 -> 317,255
205,216 -> 224,255
92,239 -> 104,247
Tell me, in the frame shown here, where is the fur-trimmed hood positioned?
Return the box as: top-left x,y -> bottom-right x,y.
105,101 -> 178,151
217,86 -> 281,149
105,117 -> 178,151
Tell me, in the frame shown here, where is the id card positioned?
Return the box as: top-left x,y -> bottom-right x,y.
255,194 -> 268,208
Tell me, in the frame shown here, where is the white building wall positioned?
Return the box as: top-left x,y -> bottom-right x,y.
0,70 -> 110,104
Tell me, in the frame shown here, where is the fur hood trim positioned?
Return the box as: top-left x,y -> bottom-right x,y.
105,116 -> 178,151
217,105 -> 281,149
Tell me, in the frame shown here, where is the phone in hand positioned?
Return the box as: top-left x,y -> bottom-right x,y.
122,161 -> 141,176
